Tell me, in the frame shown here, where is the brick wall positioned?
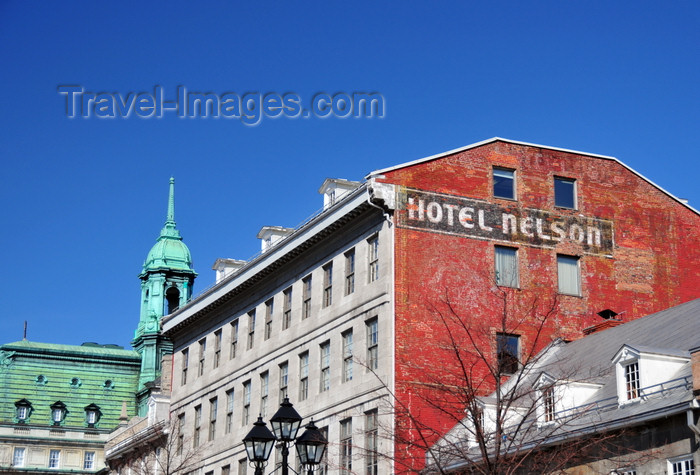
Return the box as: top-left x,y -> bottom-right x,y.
380,140 -> 700,471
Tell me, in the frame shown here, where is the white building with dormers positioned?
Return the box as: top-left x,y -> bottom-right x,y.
427,298 -> 700,475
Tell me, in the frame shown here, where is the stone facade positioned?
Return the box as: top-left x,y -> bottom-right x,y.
161,138 -> 699,474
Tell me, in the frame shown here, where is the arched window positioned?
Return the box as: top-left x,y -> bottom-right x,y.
165,286 -> 180,314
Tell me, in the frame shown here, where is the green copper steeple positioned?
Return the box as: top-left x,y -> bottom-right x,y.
133,178 -> 196,404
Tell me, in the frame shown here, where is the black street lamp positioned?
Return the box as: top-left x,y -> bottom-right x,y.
242,417 -> 276,475
242,399 -> 328,475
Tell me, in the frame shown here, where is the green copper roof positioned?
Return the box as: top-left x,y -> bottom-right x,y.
141,178 -> 195,274
0,340 -> 141,429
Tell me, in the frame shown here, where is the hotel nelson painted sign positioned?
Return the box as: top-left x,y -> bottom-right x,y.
396,188 -> 614,256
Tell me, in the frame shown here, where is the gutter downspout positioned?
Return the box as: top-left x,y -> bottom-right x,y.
686,399 -> 700,437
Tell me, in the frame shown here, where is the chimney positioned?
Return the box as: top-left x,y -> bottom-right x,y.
691,346 -> 700,398
583,309 -> 623,335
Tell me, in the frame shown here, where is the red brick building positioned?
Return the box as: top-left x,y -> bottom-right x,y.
162,138 -> 699,474
368,137 -> 699,471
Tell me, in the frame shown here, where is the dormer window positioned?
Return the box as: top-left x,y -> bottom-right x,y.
84,404 -> 101,427
542,386 -> 556,422
70,377 -> 81,388
534,373 -> 558,424
612,344 -> 689,406
624,362 -> 640,400
15,399 -> 32,423
36,374 -> 47,385
50,401 -> 67,425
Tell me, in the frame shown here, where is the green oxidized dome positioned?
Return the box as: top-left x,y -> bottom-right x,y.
142,177 -> 195,273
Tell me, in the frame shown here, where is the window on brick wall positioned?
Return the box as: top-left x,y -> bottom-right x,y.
497,333 -> 520,375
495,246 -> 519,288
493,167 -> 516,200
302,276 -> 312,320
554,177 -> 577,209
557,255 -> 581,296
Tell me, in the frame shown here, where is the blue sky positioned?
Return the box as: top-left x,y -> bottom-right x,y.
1,1 -> 698,348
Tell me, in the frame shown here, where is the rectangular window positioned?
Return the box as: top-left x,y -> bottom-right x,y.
543,386 -> 555,422
497,333 -> 520,375
260,371 -> 269,418
342,330 -> 353,382
323,263 -> 333,307
557,255 -> 581,296
177,413 -> 185,455
299,351 -> 309,401
222,465 -> 231,475
214,330 -> 222,369
230,319 -> 239,359
366,318 -> 378,371
194,405 -> 202,447
365,411 -> 378,475
320,342 -> 331,392
302,276 -> 312,320
493,167 -> 515,200
625,362 -> 640,400
181,349 -> 189,385
279,362 -> 289,401
265,299 -> 274,340
345,249 -> 356,295
670,456 -> 695,475
243,381 -> 251,426
209,397 -> 218,441
368,235 -> 379,283
247,310 -> 256,350
83,451 -> 95,470
495,246 -> 519,288
340,418 -> 353,474
554,177 -> 576,209
225,389 -> 234,434
49,449 -> 61,469
283,287 -> 292,330
13,447 -> 25,468
319,427 -> 329,474
198,338 -> 206,376
238,458 -> 248,475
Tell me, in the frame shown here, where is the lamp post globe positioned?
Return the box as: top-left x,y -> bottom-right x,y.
295,419 -> 328,474
242,416 -> 275,475
269,397 -> 303,441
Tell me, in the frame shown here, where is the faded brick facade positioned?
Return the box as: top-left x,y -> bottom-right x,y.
369,138 -> 700,471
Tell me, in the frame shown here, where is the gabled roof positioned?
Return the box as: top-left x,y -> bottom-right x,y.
366,137 -> 698,214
